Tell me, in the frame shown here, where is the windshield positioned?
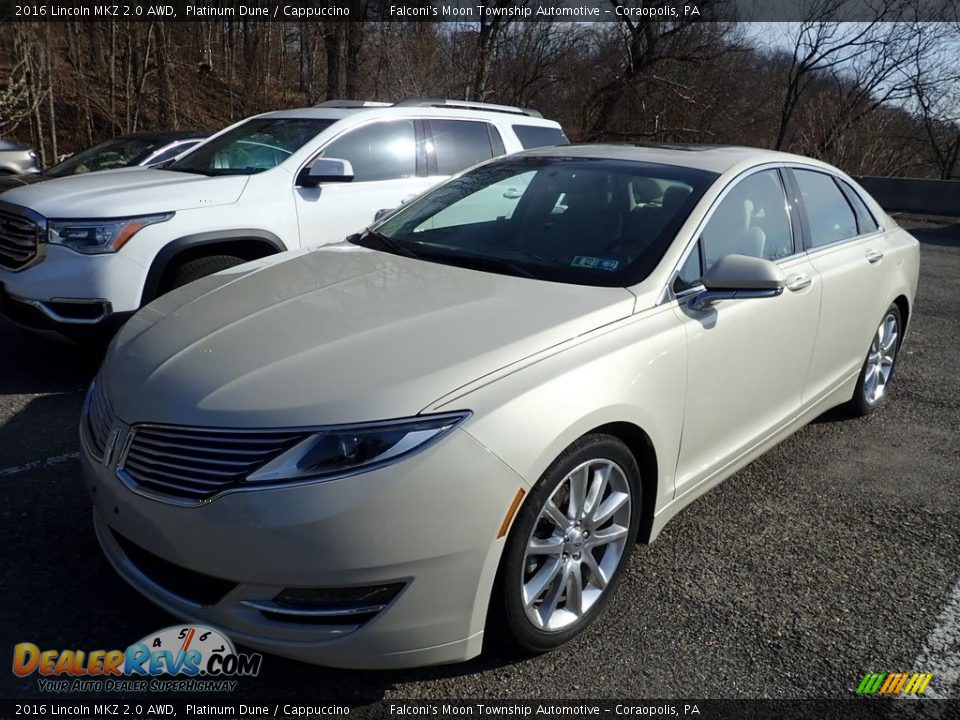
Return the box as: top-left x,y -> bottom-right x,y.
362,157 -> 717,286
168,118 -> 334,176
46,137 -> 163,177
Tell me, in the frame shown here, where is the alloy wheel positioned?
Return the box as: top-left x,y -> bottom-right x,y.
520,459 -> 632,632
863,312 -> 899,406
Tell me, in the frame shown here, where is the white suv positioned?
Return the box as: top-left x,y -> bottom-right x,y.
0,99 -> 566,340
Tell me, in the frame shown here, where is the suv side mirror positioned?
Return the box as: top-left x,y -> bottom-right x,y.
374,208 -> 396,222
690,254 -> 785,311
298,158 -> 354,188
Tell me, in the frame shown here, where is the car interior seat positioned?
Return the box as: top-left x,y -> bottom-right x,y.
622,183 -> 692,258
531,171 -> 623,259
703,192 -> 765,269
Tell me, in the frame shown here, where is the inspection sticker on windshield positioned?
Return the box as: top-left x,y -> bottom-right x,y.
571,256 -> 619,271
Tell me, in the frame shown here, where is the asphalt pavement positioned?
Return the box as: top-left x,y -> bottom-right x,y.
1,223 -> 957,703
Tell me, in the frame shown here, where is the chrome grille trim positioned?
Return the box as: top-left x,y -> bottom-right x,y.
82,379 -> 114,461
118,425 -> 308,504
0,203 -> 44,271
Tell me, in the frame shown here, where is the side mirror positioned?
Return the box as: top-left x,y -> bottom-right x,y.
374,207 -> 396,222
298,158 -> 354,188
690,254 -> 785,311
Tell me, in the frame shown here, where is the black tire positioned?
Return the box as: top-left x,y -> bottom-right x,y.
491,433 -> 642,654
846,303 -> 902,417
160,254 -> 246,294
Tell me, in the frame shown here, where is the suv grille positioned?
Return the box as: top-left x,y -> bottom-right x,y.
0,209 -> 40,270
83,380 -> 115,460
120,426 -> 307,502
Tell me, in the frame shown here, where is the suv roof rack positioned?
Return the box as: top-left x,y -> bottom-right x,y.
313,100 -> 393,109
393,97 -> 543,118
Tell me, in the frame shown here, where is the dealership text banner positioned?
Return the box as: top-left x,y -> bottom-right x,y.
3,0 -> 959,23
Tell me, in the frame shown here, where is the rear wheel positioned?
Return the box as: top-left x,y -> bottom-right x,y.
493,434 -> 641,653
847,304 -> 902,416
159,254 -> 245,294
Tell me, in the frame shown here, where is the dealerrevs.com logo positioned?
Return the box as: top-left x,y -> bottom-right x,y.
13,625 -> 262,693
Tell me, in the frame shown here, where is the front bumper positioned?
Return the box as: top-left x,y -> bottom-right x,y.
0,245 -> 147,334
84,426 -> 529,669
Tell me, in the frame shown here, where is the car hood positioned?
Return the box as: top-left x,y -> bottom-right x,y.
104,244 -> 636,427
0,167 -> 248,217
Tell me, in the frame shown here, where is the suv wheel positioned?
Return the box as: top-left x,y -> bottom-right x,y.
161,254 -> 246,293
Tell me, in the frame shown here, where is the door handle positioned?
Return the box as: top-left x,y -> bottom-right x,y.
866,249 -> 884,264
786,274 -> 812,292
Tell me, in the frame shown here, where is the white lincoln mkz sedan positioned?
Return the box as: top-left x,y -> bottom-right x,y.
82,145 -> 919,668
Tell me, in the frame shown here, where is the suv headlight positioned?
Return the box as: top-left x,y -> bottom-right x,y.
245,412 -> 470,484
48,213 -> 173,254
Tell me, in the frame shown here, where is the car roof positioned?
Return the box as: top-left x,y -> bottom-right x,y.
255,106 -> 561,127
516,143 -> 829,175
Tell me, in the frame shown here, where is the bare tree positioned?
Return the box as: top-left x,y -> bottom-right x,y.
905,23 -> 960,178
771,0 -> 935,155
581,1 -> 735,140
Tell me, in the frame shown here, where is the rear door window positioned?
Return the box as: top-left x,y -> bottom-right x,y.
837,179 -> 880,234
793,169 -> 859,248
428,120 -> 502,175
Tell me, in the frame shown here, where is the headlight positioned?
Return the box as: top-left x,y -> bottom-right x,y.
47,213 -> 173,254
245,412 -> 470,484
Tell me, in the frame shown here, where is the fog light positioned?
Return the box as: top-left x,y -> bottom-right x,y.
274,583 -> 405,610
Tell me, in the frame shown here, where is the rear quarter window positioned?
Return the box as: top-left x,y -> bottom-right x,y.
512,125 -> 570,149
837,179 -> 880,234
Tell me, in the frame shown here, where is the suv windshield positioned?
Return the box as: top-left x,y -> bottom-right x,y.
46,137 -> 163,177
361,157 -> 716,286
169,118 -> 333,176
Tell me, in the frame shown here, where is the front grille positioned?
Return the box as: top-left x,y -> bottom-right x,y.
0,209 -> 39,270
120,425 -> 307,502
111,529 -> 237,606
83,379 -> 114,460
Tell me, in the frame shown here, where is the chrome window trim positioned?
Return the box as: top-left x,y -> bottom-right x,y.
659,162 -> 889,305
799,226 -> 887,258
658,162 -> 801,305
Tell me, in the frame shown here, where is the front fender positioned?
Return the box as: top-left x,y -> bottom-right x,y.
436,305 -> 687,520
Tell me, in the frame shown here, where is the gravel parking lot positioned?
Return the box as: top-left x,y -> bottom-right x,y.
1,224 -> 957,703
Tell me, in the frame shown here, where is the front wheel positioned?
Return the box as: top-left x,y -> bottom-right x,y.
494,434 -> 641,653
847,304 -> 902,416
159,254 -> 246,294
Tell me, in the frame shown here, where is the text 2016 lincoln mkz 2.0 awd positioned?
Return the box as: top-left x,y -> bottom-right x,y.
82,144 -> 919,668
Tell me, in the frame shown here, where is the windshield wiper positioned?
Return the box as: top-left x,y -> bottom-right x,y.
360,230 -> 421,260
165,167 -> 215,176
418,248 -> 539,280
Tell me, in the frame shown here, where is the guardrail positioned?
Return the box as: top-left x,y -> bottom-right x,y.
855,176 -> 960,218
